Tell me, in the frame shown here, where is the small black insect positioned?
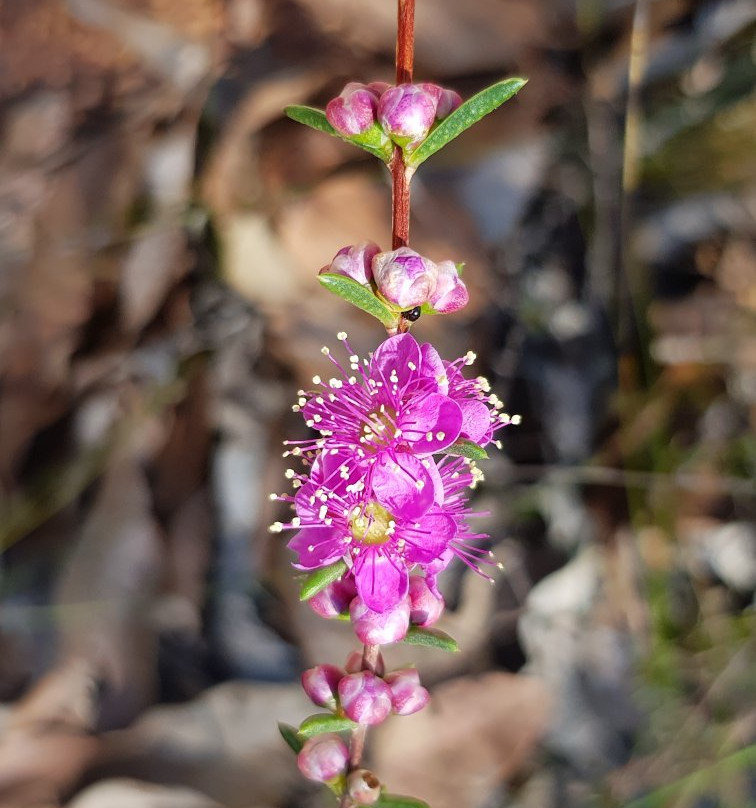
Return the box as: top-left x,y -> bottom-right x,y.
401,307 -> 422,322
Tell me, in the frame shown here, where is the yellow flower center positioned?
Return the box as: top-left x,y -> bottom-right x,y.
349,502 -> 394,545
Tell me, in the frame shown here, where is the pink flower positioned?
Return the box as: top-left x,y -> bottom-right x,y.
429,259 -> 469,313
320,242 -> 380,287
350,594 -> 410,644
297,734 -> 349,782
338,671 -> 393,725
409,574 -> 444,626
372,247 -> 438,309
378,83 -> 438,148
384,668 -> 430,715
301,664 -> 345,710
326,82 -> 381,136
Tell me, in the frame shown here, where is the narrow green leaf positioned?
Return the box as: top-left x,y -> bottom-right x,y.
407,78 -> 528,167
278,722 -> 304,754
285,105 -> 392,162
298,713 -> 358,738
318,273 -> 398,329
375,793 -> 431,808
299,559 -> 348,601
442,438 -> 489,460
401,626 -> 459,653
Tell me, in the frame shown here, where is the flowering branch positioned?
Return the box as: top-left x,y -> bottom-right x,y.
277,2 -> 526,805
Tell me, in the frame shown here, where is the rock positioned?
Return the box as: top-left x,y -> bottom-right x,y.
691,521 -> 756,595
67,778 -> 224,808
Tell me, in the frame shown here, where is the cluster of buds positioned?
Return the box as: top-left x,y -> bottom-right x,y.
326,81 -> 462,153
323,242 -> 469,315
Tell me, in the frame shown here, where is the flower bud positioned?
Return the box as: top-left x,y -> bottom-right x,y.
297,733 -> 349,782
378,83 -> 438,148
338,671 -> 393,725
307,576 -> 358,619
428,260 -> 469,313
301,664 -> 345,710
326,82 -> 380,136
320,242 -> 380,288
409,575 -> 445,627
350,595 -> 410,645
384,668 -> 430,716
345,649 -> 385,677
372,247 -> 438,310
347,769 -> 382,805
435,88 -> 463,119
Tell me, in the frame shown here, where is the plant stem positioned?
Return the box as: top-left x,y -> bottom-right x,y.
390,0 -> 415,334
391,0 -> 415,253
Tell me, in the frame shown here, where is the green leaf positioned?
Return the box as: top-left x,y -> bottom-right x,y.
407,78 -> 528,167
278,722 -> 304,754
299,559 -> 348,601
285,105 -> 392,162
375,793 -> 432,808
318,273 -> 398,329
298,713 -> 358,738
401,626 -> 459,653
442,438 -> 489,460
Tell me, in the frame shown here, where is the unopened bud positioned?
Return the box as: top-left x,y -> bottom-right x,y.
326,82 -> 380,136
307,576 -> 358,619
385,668 -> 430,716
350,595 -> 410,645
338,671 -> 393,725
378,83 -> 438,149
372,248 -> 438,310
301,664 -> 344,710
429,260 -> 469,313
345,649 -> 386,677
320,242 -> 380,288
409,575 -> 445,627
297,733 -> 349,783
435,88 -> 463,119
347,769 -> 382,805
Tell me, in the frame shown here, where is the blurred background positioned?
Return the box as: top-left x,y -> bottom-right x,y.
0,0 -> 754,806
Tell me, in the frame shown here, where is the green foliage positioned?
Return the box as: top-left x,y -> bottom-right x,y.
442,438 -> 489,460
407,77 -> 527,167
299,559 -> 348,601
298,713 -> 358,738
277,722 -> 304,754
318,273 -> 399,329
375,794 -> 431,808
401,625 -> 459,652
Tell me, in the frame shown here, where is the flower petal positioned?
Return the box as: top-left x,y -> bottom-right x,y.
458,399 -> 493,444
288,526 -> 344,569
399,393 -> 462,453
371,453 -> 435,520
371,333 -> 422,392
354,550 -> 408,612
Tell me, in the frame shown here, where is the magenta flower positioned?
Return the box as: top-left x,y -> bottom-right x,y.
297,734 -> 349,782
326,82 -> 381,136
321,242 -> 380,287
338,671 -> 393,725
378,83 -> 438,148
429,259 -> 469,313
372,247 -> 438,309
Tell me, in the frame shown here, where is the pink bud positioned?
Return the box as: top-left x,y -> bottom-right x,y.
435,88 -> 462,119
345,649 -> 385,677
320,242 -> 380,288
307,576 -> 358,619
428,260 -> 469,313
326,82 -> 380,136
372,247 -> 438,309
409,575 -> 445,627
297,733 -> 349,782
385,668 -> 430,716
347,769 -> 382,805
350,595 -> 410,645
378,83 -> 438,148
338,671 -> 393,725
301,664 -> 345,710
